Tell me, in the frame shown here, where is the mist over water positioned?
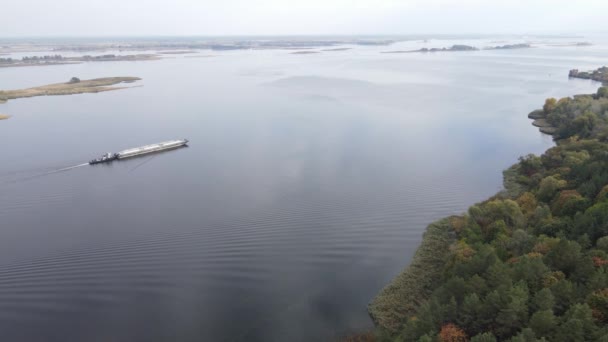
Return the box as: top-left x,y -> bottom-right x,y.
0,36 -> 606,341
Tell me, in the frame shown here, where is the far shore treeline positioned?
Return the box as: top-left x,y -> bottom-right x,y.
363,67 -> 608,342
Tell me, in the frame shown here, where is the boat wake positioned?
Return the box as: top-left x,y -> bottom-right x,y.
50,163 -> 90,173
2,139 -> 189,185
0,163 -> 90,186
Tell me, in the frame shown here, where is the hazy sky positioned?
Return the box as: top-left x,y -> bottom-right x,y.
2,0 -> 607,36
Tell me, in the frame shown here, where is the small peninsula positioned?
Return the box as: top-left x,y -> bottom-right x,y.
367,77 -> 608,341
0,77 -> 141,104
528,86 -> 608,138
569,66 -> 608,84
0,54 -> 159,68
528,68 -> 608,137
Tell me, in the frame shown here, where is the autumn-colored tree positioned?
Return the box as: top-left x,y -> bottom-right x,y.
451,240 -> 475,262
537,176 -> 566,203
516,192 -> 537,217
449,216 -> 466,234
592,256 -> 608,267
439,323 -> 468,342
532,236 -> 560,255
551,189 -> 588,216
588,288 -> 608,323
542,270 -> 565,288
543,97 -> 557,114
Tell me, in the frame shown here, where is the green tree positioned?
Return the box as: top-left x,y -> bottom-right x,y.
597,236 -> 608,252
537,176 -> 565,203
495,282 -> 529,338
417,334 -> 434,342
549,279 -> 576,315
528,310 -> 556,338
508,229 -> 534,256
508,328 -> 540,342
531,288 -> 555,312
544,239 -> 581,275
577,202 -> 608,242
554,319 -> 584,342
511,256 -> 549,292
481,290 -> 504,333
459,293 -> 482,334
484,261 -> 512,289
571,111 -> 599,138
470,332 -> 497,342
518,155 -> 543,176
555,304 -> 597,342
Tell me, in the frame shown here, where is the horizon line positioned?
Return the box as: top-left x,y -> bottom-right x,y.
0,32 -> 601,40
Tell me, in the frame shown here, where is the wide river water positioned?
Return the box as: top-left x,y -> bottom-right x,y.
0,36 -> 606,341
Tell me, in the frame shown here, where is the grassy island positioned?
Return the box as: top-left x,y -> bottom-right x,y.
485,44 -> 531,50
366,80 -> 608,341
0,77 -> 141,104
290,50 -> 321,54
382,45 -> 478,54
0,114 -> 10,120
323,48 -> 352,52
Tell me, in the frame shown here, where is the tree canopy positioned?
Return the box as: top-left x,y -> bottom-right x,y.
373,86 -> 608,341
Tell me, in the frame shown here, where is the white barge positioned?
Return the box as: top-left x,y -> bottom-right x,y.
90,139 -> 188,165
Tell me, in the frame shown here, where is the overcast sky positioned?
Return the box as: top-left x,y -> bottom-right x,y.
2,0 -> 607,37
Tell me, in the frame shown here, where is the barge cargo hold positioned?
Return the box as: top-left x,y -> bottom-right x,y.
89,139 -> 188,165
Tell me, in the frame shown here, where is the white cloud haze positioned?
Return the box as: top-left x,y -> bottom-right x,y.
2,0 -> 607,36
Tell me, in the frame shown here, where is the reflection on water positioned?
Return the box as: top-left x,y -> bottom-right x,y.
0,37 -> 606,341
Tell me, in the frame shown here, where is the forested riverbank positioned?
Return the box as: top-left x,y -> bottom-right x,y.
364,80 -> 608,341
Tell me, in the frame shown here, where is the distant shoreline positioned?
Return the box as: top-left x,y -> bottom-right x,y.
382,43 -> 532,54
0,54 -> 159,69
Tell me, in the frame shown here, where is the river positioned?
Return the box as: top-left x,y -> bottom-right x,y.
0,36 -> 606,341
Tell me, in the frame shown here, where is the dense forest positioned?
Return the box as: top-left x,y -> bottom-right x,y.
366,82 -> 608,341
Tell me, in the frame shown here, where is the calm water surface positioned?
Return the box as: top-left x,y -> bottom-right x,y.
0,37 -> 606,341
